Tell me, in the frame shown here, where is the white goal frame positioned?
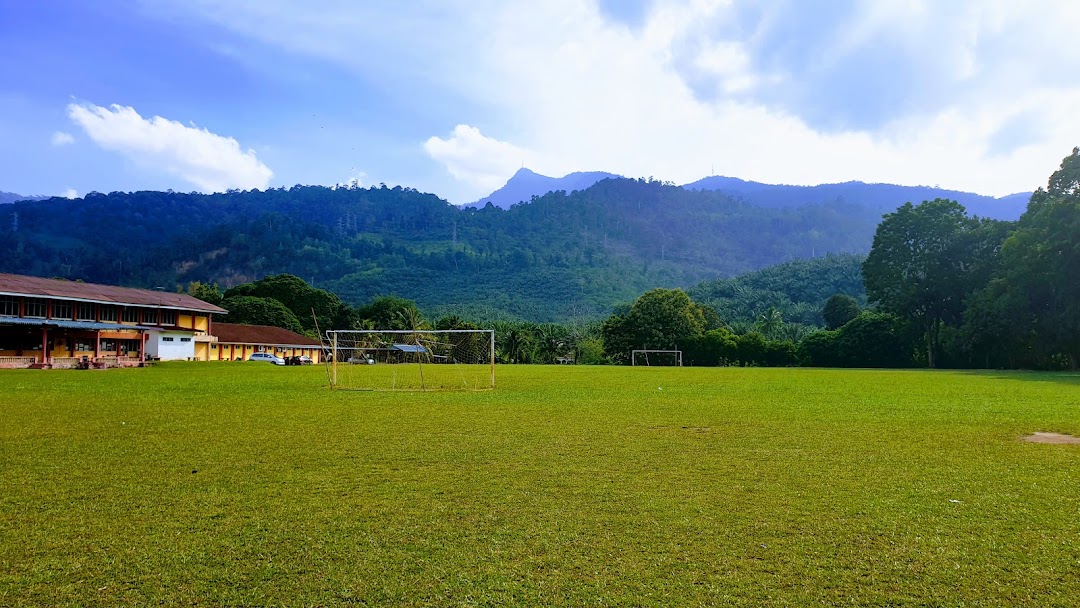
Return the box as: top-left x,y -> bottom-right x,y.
631,349 -> 683,367
324,329 -> 495,391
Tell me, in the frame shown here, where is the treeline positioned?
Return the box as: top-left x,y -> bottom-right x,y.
857,149 -> 1080,370
596,149 -> 1080,370
184,253 -> 870,365
0,176 -> 883,322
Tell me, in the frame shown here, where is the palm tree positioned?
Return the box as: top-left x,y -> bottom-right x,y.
755,307 -> 784,340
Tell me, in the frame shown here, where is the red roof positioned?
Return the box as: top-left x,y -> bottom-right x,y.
0,273 -> 227,314
213,322 -> 322,347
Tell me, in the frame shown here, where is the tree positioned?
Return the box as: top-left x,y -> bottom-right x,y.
822,294 -> 860,330
532,323 -> 569,364
223,274 -> 352,332
683,327 -> 738,366
356,295 -> 429,331
187,281 -> 223,307
832,311 -> 912,368
862,199 -> 990,367
734,332 -> 767,366
220,296 -> 304,334
755,306 -> 785,339
959,279 -> 1033,368
797,330 -> 841,367
990,149 -> 1080,368
601,288 -> 708,364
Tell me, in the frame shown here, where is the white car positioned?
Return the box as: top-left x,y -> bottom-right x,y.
249,352 -> 285,365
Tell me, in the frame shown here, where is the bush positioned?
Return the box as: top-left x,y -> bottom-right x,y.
764,340 -> 798,367
822,294 -> 861,330
735,332 -> 768,366
683,328 -> 739,366
798,330 -> 841,367
833,311 -> 911,368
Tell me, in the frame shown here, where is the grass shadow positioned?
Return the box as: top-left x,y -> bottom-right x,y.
957,369 -> 1080,386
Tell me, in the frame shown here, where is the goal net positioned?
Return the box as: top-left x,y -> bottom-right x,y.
631,349 -> 683,366
324,329 -> 495,391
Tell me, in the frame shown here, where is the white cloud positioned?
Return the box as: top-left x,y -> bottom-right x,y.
61,188 -> 78,199
424,125 -> 536,194
51,131 -> 75,146
165,0 -> 1080,199
336,169 -> 367,189
67,103 -> 273,192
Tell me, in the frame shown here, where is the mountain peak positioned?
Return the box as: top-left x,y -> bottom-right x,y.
466,169 -> 622,209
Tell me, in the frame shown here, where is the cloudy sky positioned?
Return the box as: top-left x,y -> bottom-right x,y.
3,0 -> 1079,203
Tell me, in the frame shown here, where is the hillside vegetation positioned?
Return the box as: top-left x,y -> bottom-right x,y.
0,178 -> 881,321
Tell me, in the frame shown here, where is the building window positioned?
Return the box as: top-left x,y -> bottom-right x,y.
143,309 -> 158,324
0,296 -> 18,316
160,310 -> 177,326
51,301 -> 73,320
162,337 -> 174,342
211,344 -> 217,349
180,337 -> 191,342
76,303 -> 95,321
99,306 -> 118,322
74,338 -> 93,351
121,307 -> 138,323
25,298 -> 47,318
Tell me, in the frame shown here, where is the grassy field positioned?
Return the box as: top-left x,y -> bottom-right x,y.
2,363 -> 1079,606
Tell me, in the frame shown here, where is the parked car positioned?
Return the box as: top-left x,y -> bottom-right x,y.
249,352 -> 285,365
297,355 -> 313,365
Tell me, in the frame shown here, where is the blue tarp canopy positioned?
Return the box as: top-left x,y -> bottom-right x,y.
0,317 -> 158,331
393,343 -> 428,354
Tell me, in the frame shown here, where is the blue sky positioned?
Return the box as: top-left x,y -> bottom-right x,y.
3,0 -> 1079,203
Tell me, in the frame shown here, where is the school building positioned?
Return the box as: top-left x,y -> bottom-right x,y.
0,273 -> 226,368
210,323 -> 323,363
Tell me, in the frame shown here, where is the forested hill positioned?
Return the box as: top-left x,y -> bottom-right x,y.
1,192 -> 48,205
1,179 -> 884,321
684,177 -> 1030,220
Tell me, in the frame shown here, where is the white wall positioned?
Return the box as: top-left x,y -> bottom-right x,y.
146,330 -> 196,360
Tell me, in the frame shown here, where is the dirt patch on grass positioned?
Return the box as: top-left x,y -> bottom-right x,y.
1023,432 -> 1080,445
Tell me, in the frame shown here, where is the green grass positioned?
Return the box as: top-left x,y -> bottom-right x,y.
2,363 -> 1079,606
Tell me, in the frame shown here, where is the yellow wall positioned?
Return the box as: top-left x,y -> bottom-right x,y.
195,342 -> 209,361
179,314 -> 194,329
204,343 -> 321,362
195,315 -> 210,332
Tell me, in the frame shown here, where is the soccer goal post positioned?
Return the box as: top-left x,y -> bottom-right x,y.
631,349 -> 683,366
324,329 -> 495,391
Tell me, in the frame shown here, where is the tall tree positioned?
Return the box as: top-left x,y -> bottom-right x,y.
862,199 -> 987,367
601,288 -> 708,363
356,295 -> 429,331
224,274 -> 352,332
186,281 -> 223,307
992,149 -> 1080,367
220,296 -> 305,334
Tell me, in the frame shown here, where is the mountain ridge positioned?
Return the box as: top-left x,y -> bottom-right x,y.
0,192 -> 50,205
465,168 -> 623,209
466,169 -> 1030,220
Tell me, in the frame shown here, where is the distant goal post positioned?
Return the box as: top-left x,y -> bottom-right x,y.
631,349 -> 683,367
324,329 -> 495,391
